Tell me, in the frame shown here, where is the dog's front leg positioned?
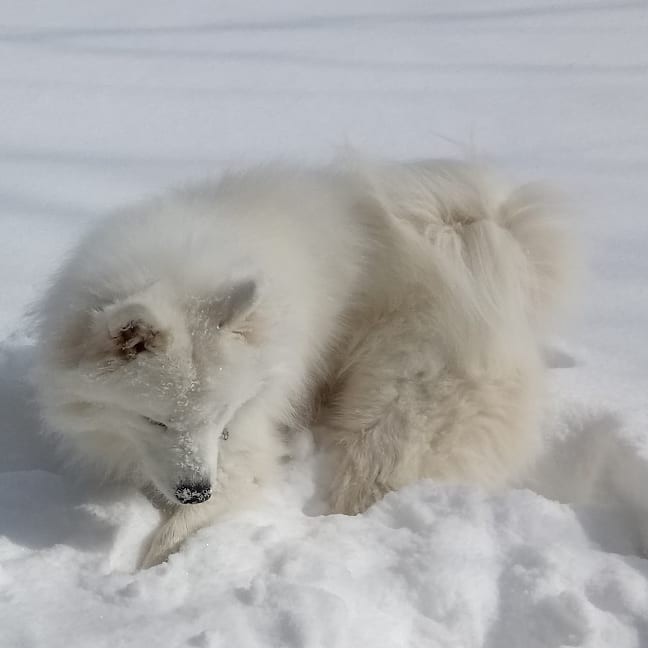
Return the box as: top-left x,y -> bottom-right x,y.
139,501 -> 225,569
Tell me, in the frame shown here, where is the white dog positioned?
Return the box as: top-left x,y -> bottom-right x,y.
33,158 -> 575,567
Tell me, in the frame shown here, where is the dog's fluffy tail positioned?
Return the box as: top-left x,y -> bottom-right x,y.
366,161 -> 578,372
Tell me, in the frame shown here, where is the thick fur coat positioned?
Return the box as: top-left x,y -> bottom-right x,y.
33,159 -> 575,566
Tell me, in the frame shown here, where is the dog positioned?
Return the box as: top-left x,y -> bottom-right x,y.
33,158 -> 575,567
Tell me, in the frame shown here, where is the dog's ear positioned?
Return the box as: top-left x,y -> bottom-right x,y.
208,279 -> 258,329
102,301 -> 169,359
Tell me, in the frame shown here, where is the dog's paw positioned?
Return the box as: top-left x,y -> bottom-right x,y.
138,501 -> 224,569
329,478 -> 386,516
138,516 -> 189,569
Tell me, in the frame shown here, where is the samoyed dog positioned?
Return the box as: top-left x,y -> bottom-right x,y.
33,158 -> 574,567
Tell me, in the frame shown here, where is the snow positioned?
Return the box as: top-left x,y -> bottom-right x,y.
1,1 -> 648,646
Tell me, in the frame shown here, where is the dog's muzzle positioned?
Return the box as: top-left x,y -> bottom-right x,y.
175,481 -> 212,504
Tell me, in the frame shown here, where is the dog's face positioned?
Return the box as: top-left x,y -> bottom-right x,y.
53,280 -> 264,505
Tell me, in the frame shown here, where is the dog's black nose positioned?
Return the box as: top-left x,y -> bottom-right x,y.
175,481 -> 212,504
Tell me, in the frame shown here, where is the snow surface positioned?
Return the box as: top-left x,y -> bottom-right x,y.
1,1 -> 648,646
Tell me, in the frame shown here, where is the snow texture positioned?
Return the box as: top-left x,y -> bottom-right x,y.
1,1 -> 648,647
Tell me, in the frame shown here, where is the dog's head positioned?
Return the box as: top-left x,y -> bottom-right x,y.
38,279 -> 267,505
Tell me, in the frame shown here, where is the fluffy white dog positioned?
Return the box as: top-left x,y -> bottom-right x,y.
33,159 -> 575,567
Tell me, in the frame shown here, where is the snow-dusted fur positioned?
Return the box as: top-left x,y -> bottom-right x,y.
33,159 -> 575,567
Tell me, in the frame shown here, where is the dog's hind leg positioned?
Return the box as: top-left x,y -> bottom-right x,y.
325,405 -> 411,515
324,366 -> 540,516
321,318 -> 541,516
321,327 -> 435,515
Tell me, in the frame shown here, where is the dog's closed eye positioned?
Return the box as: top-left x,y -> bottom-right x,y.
143,416 -> 168,431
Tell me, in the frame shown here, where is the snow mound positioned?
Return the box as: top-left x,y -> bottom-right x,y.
1,338 -> 648,648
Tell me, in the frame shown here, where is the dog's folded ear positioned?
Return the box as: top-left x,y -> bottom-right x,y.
208,279 -> 258,330
101,301 -> 169,359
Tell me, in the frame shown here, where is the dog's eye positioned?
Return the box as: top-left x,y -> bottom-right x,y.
144,416 -> 168,430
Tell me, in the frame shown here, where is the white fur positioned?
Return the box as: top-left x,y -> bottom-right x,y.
33,158 -> 576,566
